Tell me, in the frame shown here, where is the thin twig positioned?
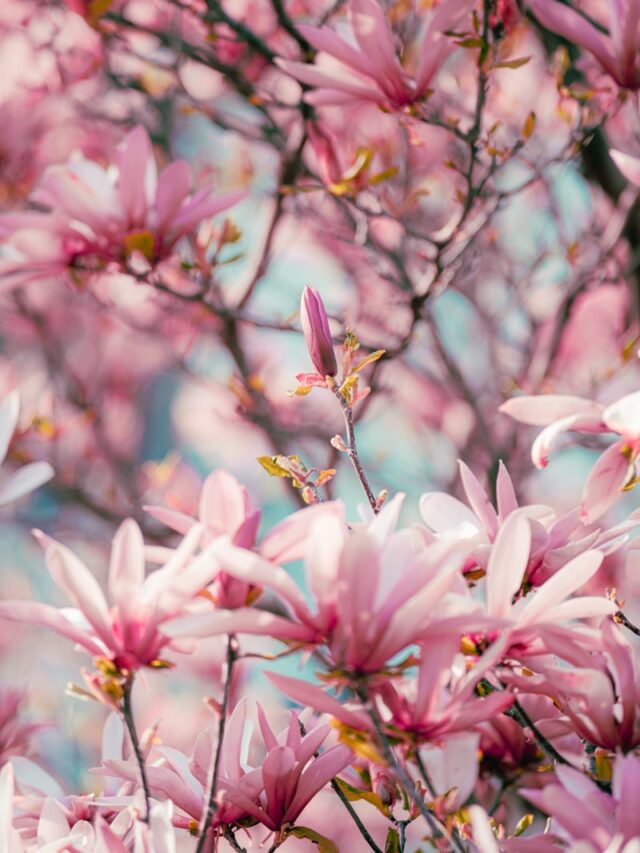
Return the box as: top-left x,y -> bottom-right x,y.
614,609 -> 640,637
330,779 -> 384,853
355,683 -> 467,853
196,634 -> 239,852
121,680 -> 151,823
507,700 -> 571,767
331,386 -> 378,513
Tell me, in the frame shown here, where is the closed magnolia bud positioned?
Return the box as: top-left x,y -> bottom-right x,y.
300,286 -> 338,377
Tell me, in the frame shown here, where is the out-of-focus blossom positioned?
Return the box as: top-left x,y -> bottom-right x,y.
0,126 -> 246,289
0,691 -> 41,768
500,391 -> 640,522
277,0 -> 474,109
529,0 -> 640,89
0,391 -> 53,507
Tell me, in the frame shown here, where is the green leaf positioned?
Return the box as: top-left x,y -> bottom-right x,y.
288,826 -> 340,852
385,828 -> 401,853
334,778 -> 391,817
257,456 -> 291,478
352,349 -> 386,373
494,56 -> 531,70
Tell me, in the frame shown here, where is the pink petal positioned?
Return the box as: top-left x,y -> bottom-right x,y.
198,470 -> 250,536
499,394 -> 603,426
0,391 -> 19,465
267,673 -> 371,731
611,150 -> 640,188
284,745 -> 353,824
486,512 -> 531,619
41,540 -> 114,649
143,506 -> 196,536
532,412 -> 608,469
116,126 -> 155,228
602,390 -> 640,439
459,461 -> 498,538
171,189 -> 246,234
0,600 -> 105,656
260,500 -> 345,564
496,461 -> 518,520
108,519 -> 145,625
154,160 -> 191,234
518,549 -> 604,627
0,461 -> 53,506
162,607 -> 314,642
581,440 -> 631,523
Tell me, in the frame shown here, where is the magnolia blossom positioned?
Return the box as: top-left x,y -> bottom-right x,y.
420,460 -> 628,586
0,391 -> 53,507
529,0 -> 640,89
300,286 -> 337,377
277,0 -> 474,109
164,495 -> 478,673
0,125 -> 245,288
523,753 -> 640,850
0,520 -> 221,674
500,391 -> 640,522
146,468 -> 345,608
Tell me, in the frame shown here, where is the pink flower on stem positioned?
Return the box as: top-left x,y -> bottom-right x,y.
529,0 -> 640,89
164,496 -> 477,674
0,391 -> 53,507
277,0 -> 474,110
0,520 -> 222,682
500,391 -> 640,522
221,705 -> 352,834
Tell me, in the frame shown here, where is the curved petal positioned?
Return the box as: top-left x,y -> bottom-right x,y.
486,512 -> 531,619
581,440 -> 630,524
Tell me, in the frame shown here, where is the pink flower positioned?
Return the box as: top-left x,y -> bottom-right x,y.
0,519 -> 221,675
164,496 -> 477,674
0,391 -> 53,507
0,125 -> 246,287
300,286 -> 338,378
529,0 -> 640,89
420,459 -> 628,586
500,391 -> 640,522
522,753 -> 640,849
277,0 -> 474,110
222,705 -> 352,833
0,691 -> 41,768
146,469 -> 344,608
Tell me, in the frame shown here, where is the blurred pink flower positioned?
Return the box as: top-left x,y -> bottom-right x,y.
0,125 -> 246,288
277,0 -> 474,109
529,0 -> 640,89
0,691 -> 41,768
0,391 -> 53,507
500,391 -> 640,522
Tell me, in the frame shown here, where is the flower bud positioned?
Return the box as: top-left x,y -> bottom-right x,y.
300,286 -> 338,377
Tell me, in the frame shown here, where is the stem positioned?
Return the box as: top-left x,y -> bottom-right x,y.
121,680 -> 151,823
413,751 -> 438,800
330,779 -> 384,853
223,828 -> 248,853
614,609 -> 640,637
355,683 -> 467,853
196,634 -> 239,852
331,386 -> 378,513
507,700 -> 571,767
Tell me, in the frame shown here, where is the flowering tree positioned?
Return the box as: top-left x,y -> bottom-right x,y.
3,0 -> 640,850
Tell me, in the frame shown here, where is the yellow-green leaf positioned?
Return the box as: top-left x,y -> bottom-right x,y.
494,56 -> 531,70
288,826 -> 340,853
334,778 -> 391,817
385,828 -> 401,853
352,349 -> 386,373
257,456 -> 291,478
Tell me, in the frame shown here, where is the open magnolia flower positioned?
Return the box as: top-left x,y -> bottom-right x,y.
277,0 -> 474,109
0,125 -> 245,288
500,391 -> 640,522
529,0 -> 640,90
0,520 -> 222,685
0,391 -> 53,508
